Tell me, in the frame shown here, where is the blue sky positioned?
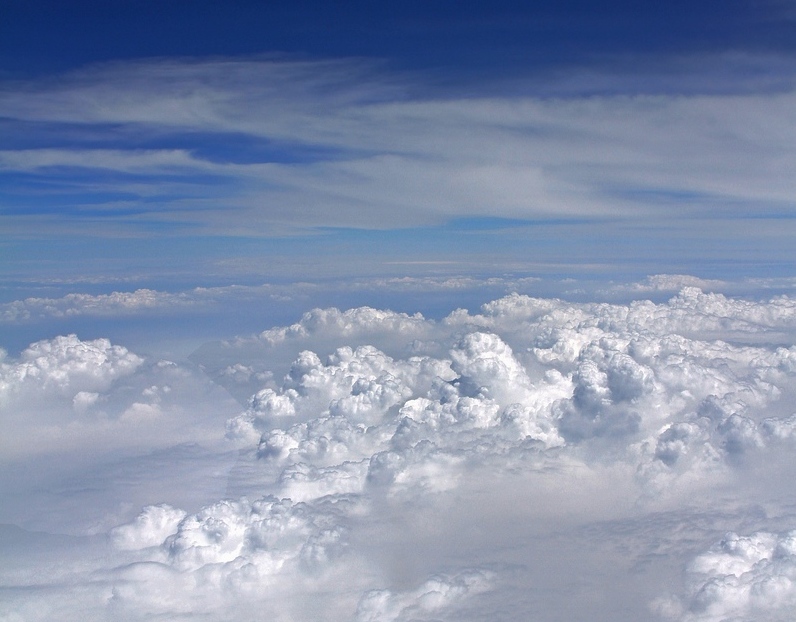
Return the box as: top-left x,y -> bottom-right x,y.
2,0 -> 795,309
5,5 -> 796,622
3,0 -> 796,77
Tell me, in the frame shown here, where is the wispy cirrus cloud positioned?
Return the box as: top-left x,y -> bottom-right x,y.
2,55 -> 795,239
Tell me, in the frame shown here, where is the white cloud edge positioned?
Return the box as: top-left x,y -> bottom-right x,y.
4,275 -> 796,324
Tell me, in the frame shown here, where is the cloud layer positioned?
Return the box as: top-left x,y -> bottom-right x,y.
2,56 -> 795,238
3,286 -> 796,620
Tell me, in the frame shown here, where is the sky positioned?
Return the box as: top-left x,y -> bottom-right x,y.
2,2 -> 796,621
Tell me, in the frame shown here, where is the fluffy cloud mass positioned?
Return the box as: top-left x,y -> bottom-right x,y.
655,529 -> 796,621
3,286 -> 796,620
0,334 -> 237,467
212,287 -> 796,506
1,334 -> 143,395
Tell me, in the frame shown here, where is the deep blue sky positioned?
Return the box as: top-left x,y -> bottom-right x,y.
3,0 -> 795,78
1,0 -> 795,309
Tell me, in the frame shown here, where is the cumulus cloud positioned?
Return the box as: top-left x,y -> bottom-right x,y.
0,334 -> 236,463
100,494 -> 374,621
215,287 -> 796,505
256,306 -> 432,347
105,493 -> 493,621
208,285 -> 796,558
4,286 -> 796,620
355,570 -> 493,622
0,334 -> 143,400
0,276 -> 543,325
110,504 -> 187,551
0,290 -> 197,322
655,529 -> 796,621
604,274 -> 731,295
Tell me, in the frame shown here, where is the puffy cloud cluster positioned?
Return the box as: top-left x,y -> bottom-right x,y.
5,276 -> 793,332
606,274 -> 730,294
148,286 -> 793,618
4,286 -> 796,621
0,334 -> 143,396
256,306 -> 433,347
216,288 -> 796,504
106,492 -> 492,620
656,529 -> 796,621
107,495 -> 354,617
0,334 -> 236,463
226,331 -> 568,501
355,570 -> 493,622
0,290 -> 195,322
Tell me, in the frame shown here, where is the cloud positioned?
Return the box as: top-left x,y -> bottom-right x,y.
255,306 -> 432,347
355,569 -> 493,622
0,276 -> 543,325
0,289 -> 197,322
655,529 -> 796,621
0,334 -> 236,464
4,286 -> 796,620
604,274 -> 732,295
215,287 -> 796,509
0,334 -> 143,397
106,493 -> 492,621
110,504 -> 187,551
2,57 -> 796,238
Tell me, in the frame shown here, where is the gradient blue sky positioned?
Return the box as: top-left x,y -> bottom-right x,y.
1,0 -> 796,339
6,6 -> 796,621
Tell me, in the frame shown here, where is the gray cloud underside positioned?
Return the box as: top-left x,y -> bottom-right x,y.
3,286 -> 796,620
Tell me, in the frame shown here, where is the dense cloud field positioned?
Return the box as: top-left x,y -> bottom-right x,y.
3,285 -> 796,621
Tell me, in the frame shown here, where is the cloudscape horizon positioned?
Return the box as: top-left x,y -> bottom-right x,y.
2,2 -> 796,621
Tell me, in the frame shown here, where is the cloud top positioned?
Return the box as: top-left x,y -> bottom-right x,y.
4,286 -> 796,620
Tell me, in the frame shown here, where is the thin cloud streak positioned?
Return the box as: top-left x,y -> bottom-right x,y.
2,56 -> 795,236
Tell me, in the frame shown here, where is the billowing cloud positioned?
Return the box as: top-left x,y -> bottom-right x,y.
212,288 -> 796,505
1,334 -> 143,396
355,570 -> 493,622
3,286 -> 796,620
603,274 -> 731,295
655,529 -> 796,621
0,334 -> 236,464
0,289 -> 198,322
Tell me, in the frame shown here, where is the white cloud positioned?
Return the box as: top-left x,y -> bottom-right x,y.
604,274 -> 731,295
0,334 -> 143,397
656,529 -> 796,621
355,569 -> 493,622
0,334 -> 236,464
256,306 -> 432,346
2,58 -> 795,234
110,504 -> 187,551
0,290 -> 197,322
4,286 -> 796,620
215,288 -> 796,503
0,277 -> 538,325
5,276 -> 794,333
